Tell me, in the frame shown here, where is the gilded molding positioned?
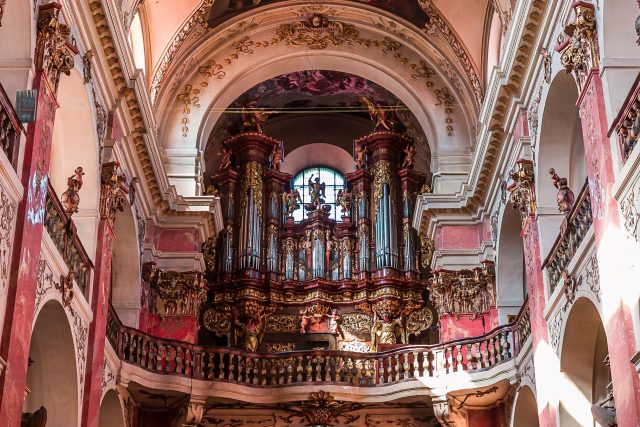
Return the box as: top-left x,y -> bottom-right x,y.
556,1 -> 599,91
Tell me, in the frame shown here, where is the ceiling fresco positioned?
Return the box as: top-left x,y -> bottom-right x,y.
207,0 -> 429,29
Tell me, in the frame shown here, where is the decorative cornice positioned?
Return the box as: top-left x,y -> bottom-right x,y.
87,0 -> 219,235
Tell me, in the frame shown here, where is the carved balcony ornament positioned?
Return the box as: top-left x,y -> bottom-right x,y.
555,1 -> 599,90
299,303 -> 331,334
420,234 -> 435,270
281,391 -> 362,427
201,236 -> 216,272
35,3 -> 78,91
55,272 -> 74,307
428,261 -> 496,318
202,304 -> 232,337
561,270 -> 581,312
508,159 -> 536,225
99,162 -> 130,223
549,168 -> 575,214
60,167 -> 84,215
143,264 -> 208,317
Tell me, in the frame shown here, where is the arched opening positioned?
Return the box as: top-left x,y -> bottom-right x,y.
559,298 -> 611,427
511,386 -> 540,427
484,9 -> 504,83
496,203 -> 526,324
281,143 -> 355,178
25,300 -> 78,427
49,68 -> 101,260
292,166 -> 345,222
536,72 -> 586,258
111,204 -> 142,327
99,389 -> 126,427
128,12 -> 147,75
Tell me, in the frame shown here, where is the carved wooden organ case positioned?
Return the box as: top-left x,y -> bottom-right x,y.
201,130 -> 438,353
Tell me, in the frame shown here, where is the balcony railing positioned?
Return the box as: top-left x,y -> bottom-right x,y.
44,182 -> 93,295
106,301 -> 530,387
0,83 -> 23,169
611,74 -> 640,163
543,180 -> 593,294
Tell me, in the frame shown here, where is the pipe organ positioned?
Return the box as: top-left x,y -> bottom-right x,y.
203,128 -> 437,352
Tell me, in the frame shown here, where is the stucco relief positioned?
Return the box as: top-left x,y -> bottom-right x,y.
549,311 -> 563,354
101,358 -> 116,393
0,186 -> 16,296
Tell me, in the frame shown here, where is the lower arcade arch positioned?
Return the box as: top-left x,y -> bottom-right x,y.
496,202 -> 526,324
511,386 -> 540,427
99,389 -> 127,427
559,297 -> 611,427
25,300 -> 79,427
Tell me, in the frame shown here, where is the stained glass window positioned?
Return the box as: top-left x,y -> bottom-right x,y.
292,167 -> 345,222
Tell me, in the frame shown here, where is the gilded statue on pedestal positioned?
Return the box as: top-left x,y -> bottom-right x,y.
307,174 -> 326,210
61,166 -> 85,215
282,188 -> 302,217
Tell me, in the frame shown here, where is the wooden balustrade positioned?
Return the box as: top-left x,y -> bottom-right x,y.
107,300 -> 530,387
543,181 -> 593,294
44,182 -> 93,295
611,74 -> 640,163
0,82 -> 23,168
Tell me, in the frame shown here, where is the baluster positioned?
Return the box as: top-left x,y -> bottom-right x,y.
165,345 -> 173,373
335,356 -> 343,382
364,359 -> 372,385
378,357 -> 385,384
481,340 -> 488,368
455,344 -> 463,372
252,358 -> 259,385
238,355 -> 245,383
393,354 -> 400,382
306,356 -> 313,382
411,351 -> 419,379
329,356 -> 337,382
324,356 -> 331,382
296,356 -> 303,382
218,352 -> 227,380
501,332 -> 511,360
287,358 -> 294,384
260,358 -> 268,385
345,358 -> 354,384
269,360 -> 277,385
207,353 -> 214,379
401,352 -> 409,380
492,336 -> 499,366
228,354 -> 236,381
279,361 -> 286,385
175,346 -> 183,374
313,357 -> 320,382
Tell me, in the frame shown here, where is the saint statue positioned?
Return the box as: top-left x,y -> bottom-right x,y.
337,187 -> 352,215
548,168 -> 575,214
327,309 -> 342,336
401,143 -> 415,169
308,174 -> 326,210
241,101 -> 269,133
218,145 -> 232,171
360,97 -> 397,132
271,144 -> 283,171
282,188 -> 302,217
355,144 -> 367,170
371,311 -> 405,351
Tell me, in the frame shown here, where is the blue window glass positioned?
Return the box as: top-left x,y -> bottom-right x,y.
292,167 -> 345,222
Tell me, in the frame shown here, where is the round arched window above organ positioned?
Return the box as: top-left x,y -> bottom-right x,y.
292,167 -> 345,222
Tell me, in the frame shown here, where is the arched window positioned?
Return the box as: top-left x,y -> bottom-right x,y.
127,12 -> 146,75
292,167 -> 345,222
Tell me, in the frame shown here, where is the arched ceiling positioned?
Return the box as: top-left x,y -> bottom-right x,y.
141,0 -> 502,196
142,0 -> 493,103
202,70 -> 431,178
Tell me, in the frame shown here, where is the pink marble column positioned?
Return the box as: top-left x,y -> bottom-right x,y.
577,70 -> 640,426
0,4 -> 76,426
81,161 -> 129,427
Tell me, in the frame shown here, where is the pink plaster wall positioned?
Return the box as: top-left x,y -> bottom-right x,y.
153,228 -> 201,253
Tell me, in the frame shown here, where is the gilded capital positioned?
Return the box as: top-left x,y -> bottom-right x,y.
35,3 -> 78,90
100,162 -> 129,223
508,159 -> 536,224
555,1 -> 599,90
